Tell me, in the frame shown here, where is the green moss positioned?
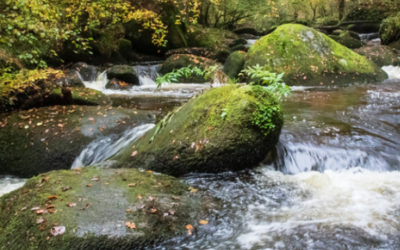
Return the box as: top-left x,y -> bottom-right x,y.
379,13 -> 400,45
329,34 -> 363,49
354,45 -> 400,67
246,24 -> 387,86
113,85 -> 283,176
50,87 -> 111,106
223,51 -> 246,79
106,65 -> 139,85
0,167 -> 211,249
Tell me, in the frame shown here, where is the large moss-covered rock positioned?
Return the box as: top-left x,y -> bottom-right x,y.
379,13 -> 400,45
113,85 -> 283,176
354,46 -> 400,67
389,40 -> 400,53
107,65 -> 139,85
246,24 -> 387,86
160,54 -> 218,83
223,51 -> 246,79
0,167 -> 213,249
0,106 -> 155,177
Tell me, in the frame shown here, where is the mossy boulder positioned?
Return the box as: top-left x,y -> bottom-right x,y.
107,65 -> 139,85
164,48 -> 214,59
223,51 -> 246,79
0,106 -> 155,178
160,54 -> 218,83
0,167 -> 213,249
340,30 -> 360,40
246,24 -> 387,86
113,85 -> 283,176
354,46 -> 400,67
379,13 -> 400,45
70,63 -> 98,82
329,34 -> 363,49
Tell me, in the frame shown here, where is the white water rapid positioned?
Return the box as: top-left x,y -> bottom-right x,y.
382,65 -> 400,79
71,124 -> 155,169
0,177 -> 26,197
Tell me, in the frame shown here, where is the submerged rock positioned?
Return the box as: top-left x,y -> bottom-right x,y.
21,87 -> 111,110
354,46 -> 400,67
223,51 -> 246,79
113,85 -> 283,176
0,106 -> 155,177
107,65 -> 139,85
105,78 -> 131,90
160,54 -> 218,83
246,24 -> 387,85
0,167 -> 213,249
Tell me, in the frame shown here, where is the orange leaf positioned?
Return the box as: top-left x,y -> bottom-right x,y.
125,221 -> 136,229
48,196 -> 57,200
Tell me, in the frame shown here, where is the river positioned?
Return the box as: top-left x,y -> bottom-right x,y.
1,64 -> 400,249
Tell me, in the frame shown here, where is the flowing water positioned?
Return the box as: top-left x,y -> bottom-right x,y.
78,64 -> 217,98
2,64 -> 400,248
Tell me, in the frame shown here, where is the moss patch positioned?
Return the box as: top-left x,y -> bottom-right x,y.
223,51 -> 246,79
0,167 -> 212,249
113,85 -> 283,176
245,24 -> 387,86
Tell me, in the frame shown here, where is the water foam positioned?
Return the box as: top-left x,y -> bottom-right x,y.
0,178 -> 26,197
238,167 -> 400,249
382,66 -> 400,79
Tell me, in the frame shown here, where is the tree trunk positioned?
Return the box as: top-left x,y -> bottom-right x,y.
338,0 -> 345,20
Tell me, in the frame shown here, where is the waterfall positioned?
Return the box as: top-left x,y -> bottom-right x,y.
382,65 -> 400,79
0,177 -> 26,197
133,64 -> 160,86
80,70 -> 108,91
358,32 -> 379,43
71,124 -> 155,169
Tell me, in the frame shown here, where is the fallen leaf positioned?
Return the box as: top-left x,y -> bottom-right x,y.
66,203 -> 76,207
46,205 -> 55,209
125,209 -> 131,212
131,151 -> 138,157
48,209 -> 55,214
125,222 -> 136,229
86,184 -> 93,187
50,226 -> 66,236
128,183 -> 136,187
48,196 -> 58,200
148,196 -> 155,201
31,207 -> 40,211
91,177 -> 100,181
199,220 -> 208,225
151,208 -> 157,213
137,194 -> 142,199
147,170 -> 153,174
186,224 -> 193,230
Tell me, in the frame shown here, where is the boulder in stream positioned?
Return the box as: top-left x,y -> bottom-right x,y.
160,54 -> 219,83
107,65 -> 139,85
113,85 -> 283,176
0,106 -> 156,177
223,51 -> 246,79
0,167 -> 214,249
354,46 -> 400,67
245,24 -> 387,85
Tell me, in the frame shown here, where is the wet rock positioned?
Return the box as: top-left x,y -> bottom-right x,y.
354,45 -> 400,67
105,78 -> 131,90
0,167 -> 213,249
56,70 -> 84,87
214,48 -> 231,63
223,51 -> 246,79
21,87 -> 111,109
160,54 -> 219,83
329,34 -> 363,49
107,65 -> 139,85
114,85 -> 283,176
228,38 -> 247,48
245,24 -> 387,86
234,27 -> 258,36
389,40 -> 400,53
70,62 -> 98,82
0,106 -> 155,177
